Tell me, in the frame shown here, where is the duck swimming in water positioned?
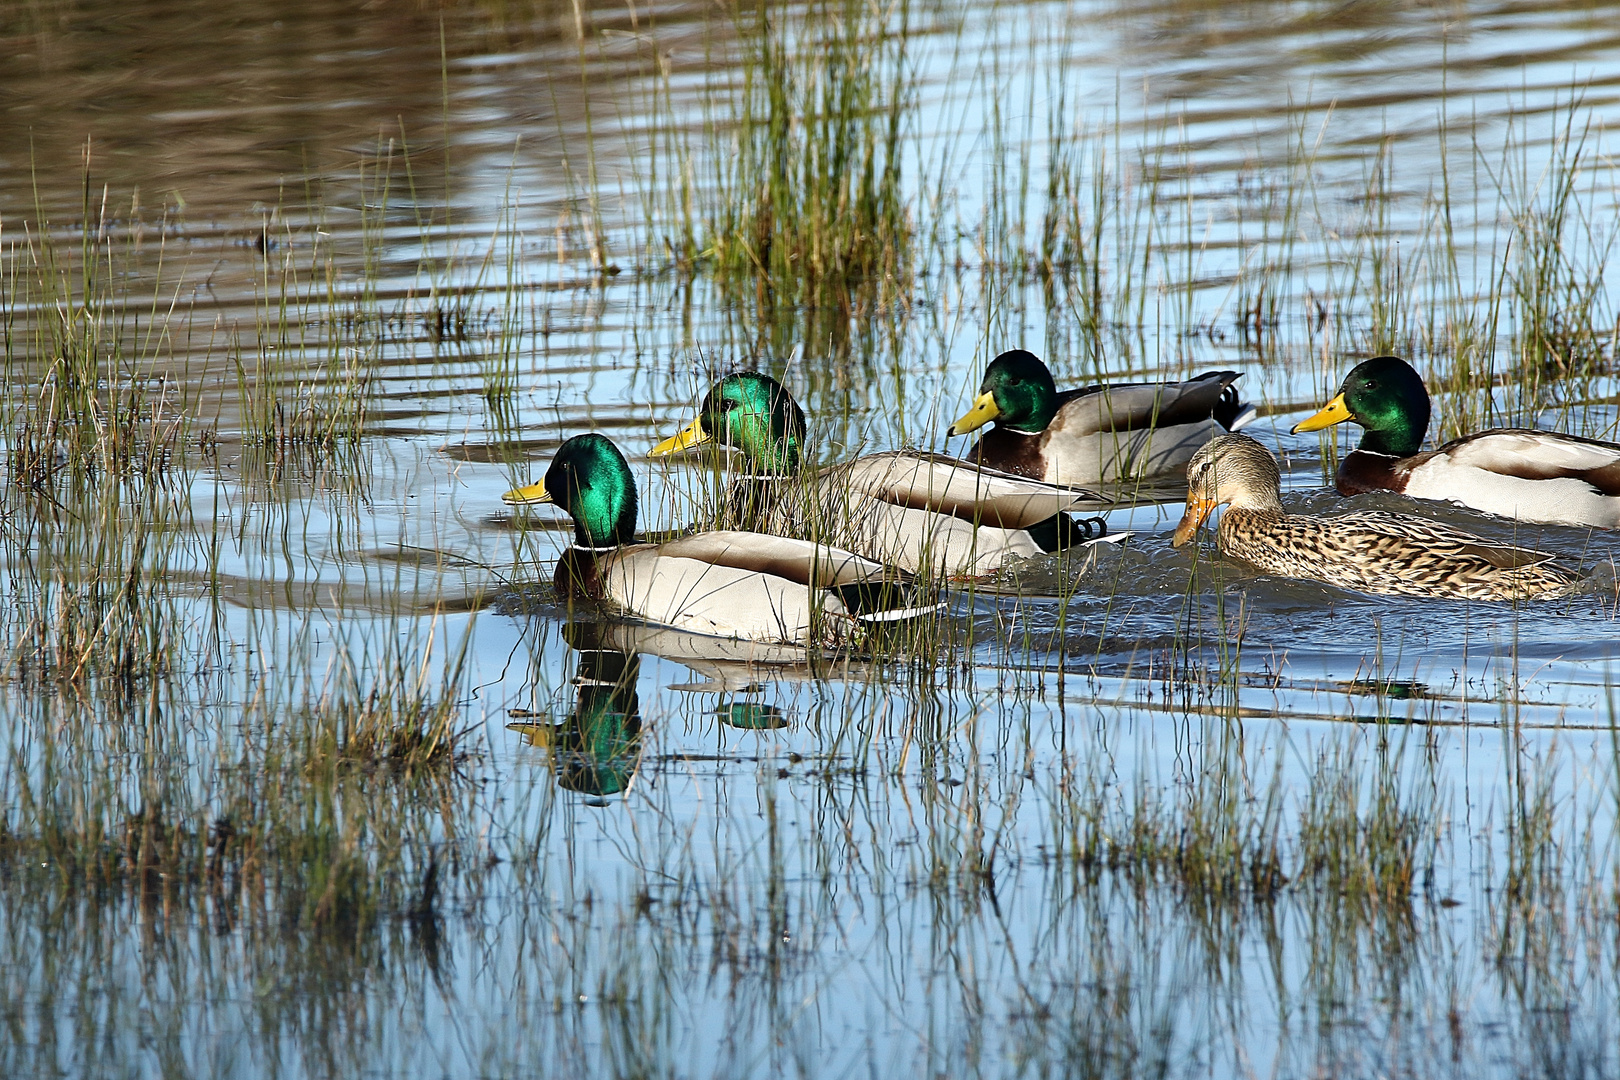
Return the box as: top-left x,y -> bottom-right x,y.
651,372 -> 1115,578
1293,354 -> 1620,529
504,433 -> 939,645
1172,434 -> 1580,602
947,349 -> 1253,485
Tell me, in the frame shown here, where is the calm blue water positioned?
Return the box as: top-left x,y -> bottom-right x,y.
2,0 -> 1620,1075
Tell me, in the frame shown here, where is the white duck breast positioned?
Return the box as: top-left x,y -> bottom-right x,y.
599,531 -> 927,646
1404,432 -> 1620,528
602,551 -> 839,644
765,452 -> 1101,576
654,530 -> 901,587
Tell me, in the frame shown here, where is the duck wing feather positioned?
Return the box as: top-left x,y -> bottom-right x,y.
655,530 -> 897,588
1439,429 -> 1620,495
838,451 -> 1102,528
1054,371 -> 1241,435
1323,510 -> 1561,569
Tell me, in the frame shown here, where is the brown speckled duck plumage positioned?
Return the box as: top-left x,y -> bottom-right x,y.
1172,435 -> 1580,602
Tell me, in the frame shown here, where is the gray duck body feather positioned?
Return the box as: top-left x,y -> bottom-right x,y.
724,451 -> 1103,578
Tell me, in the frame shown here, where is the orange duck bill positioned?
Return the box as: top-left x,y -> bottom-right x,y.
1172,494 -> 1218,547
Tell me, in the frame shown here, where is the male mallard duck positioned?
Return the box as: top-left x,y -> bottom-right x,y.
1171,434 -> 1580,601
504,433 -> 937,645
1292,354 -> 1620,528
946,349 -> 1253,485
649,372 -> 1112,578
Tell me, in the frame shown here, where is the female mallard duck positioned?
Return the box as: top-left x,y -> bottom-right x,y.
648,372 -> 1111,578
1171,434 -> 1580,601
946,349 -> 1253,485
503,433 -> 937,645
1292,354 -> 1620,528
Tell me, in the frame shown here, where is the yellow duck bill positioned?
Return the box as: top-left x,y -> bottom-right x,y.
649,416 -> 710,457
1291,392 -> 1353,435
502,479 -> 554,505
946,391 -> 1000,437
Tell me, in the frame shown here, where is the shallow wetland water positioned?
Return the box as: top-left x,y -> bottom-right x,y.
3,0 -> 1620,1075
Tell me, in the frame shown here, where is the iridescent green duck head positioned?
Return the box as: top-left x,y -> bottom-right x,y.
948,349 -> 1060,436
1291,355 -> 1431,457
649,372 -> 807,474
503,432 -> 638,548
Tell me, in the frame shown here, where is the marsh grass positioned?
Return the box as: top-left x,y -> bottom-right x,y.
231,154 -> 396,478
0,183 -> 205,684
4,7 -> 1620,1077
0,676 -> 483,1077
1295,728 -> 1443,912
1491,99 -> 1616,387
233,341 -> 375,480
1047,715 -> 1283,902
1036,703 -> 1455,924
0,607 -> 481,1006
642,0 -> 915,352
288,614 -> 478,777
1393,94 -> 1620,444
0,152 -> 483,1063
1272,96 -> 1620,455
1036,100 -> 1169,377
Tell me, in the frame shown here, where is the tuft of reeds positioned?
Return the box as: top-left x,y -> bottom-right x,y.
289,617 -> 477,779
0,178 -> 205,685
645,0 -> 915,352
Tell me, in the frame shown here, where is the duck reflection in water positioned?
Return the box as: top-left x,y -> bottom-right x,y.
716,701 -> 790,730
571,619 -> 799,730
509,625 -> 643,802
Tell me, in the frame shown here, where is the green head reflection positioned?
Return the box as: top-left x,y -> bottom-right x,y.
510,630 -> 642,799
